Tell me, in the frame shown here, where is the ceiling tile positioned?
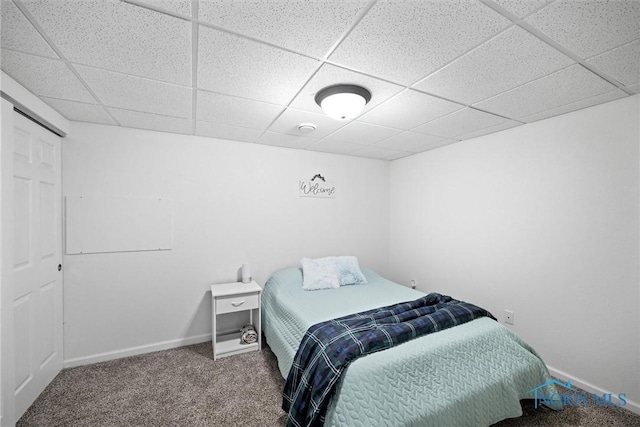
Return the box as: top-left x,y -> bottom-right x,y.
256,131 -> 319,150
413,26 -> 574,105
195,121 -> 262,143
75,65 -> 192,119
196,91 -> 284,129
134,0 -> 192,16
586,40 -> 640,87
1,0 -> 57,58
491,0 -> 552,18
457,121 -> 522,140
325,121 -> 401,145
413,108 -> 513,138
520,89 -> 628,123
386,151 -> 414,161
474,65 -> 618,119
267,108 -> 345,139
628,84 -> 640,95
41,97 -> 116,125
1,49 -> 94,102
374,131 -> 444,152
197,26 -> 319,105
359,89 -> 463,129
420,139 -> 459,152
525,0 -> 640,58
198,0 -> 368,58
350,145 -> 400,160
288,63 -> 403,116
22,0 -> 191,85
329,0 -> 510,84
307,140 -> 363,155
108,108 -> 193,134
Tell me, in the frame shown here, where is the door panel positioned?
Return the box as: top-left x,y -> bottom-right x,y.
13,177 -> 31,271
39,182 -> 56,259
13,127 -> 31,160
39,281 -> 56,365
13,295 -> 31,392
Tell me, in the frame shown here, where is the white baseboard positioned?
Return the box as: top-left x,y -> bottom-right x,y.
63,333 -> 212,369
547,365 -> 640,416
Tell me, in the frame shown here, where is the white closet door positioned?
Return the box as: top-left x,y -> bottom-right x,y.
10,111 -> 63,420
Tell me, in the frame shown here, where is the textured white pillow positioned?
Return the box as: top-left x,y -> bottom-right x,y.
336,256 -> 368,286
300,257 -> 340,291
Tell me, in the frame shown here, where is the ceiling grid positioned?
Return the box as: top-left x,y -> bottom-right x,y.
1,0 -> 638,160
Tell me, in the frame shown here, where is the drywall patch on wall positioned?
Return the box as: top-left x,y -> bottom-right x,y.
66,195 -> 173,254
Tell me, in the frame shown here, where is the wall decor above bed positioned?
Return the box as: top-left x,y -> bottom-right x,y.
299,174 -> 336,198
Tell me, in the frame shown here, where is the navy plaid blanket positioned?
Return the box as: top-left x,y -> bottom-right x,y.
282,293 -> 496,427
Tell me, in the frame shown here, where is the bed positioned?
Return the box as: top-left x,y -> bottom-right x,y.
262,264 -> 560,427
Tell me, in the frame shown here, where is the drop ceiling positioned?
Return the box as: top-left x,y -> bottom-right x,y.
1,0 -> 638,160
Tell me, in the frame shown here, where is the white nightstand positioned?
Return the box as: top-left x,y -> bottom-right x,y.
210,281 -> 262,360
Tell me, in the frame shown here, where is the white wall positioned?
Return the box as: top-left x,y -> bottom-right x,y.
62,123 -> 390,365
389,95 -> 640,411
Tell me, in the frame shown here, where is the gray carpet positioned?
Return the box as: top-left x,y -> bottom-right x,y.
17,342 -> 640,427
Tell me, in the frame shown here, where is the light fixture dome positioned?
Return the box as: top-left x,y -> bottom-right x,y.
315,84 -> 371,121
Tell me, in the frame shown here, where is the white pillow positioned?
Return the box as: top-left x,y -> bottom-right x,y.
336,256 -> 368,286
300,257 -> 341,291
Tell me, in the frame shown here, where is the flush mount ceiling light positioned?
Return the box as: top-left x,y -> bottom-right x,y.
315,84 -> 372,121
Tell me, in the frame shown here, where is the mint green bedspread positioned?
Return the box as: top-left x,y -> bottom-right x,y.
262,267 -> 558,427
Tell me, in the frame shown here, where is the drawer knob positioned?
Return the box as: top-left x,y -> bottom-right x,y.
231,300 -> 245,307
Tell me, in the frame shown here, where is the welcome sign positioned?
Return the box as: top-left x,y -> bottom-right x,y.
299,175 -> 336,198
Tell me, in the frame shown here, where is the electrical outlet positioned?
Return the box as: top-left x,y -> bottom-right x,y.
410,279 -> 416,289
504,310 -> 515,325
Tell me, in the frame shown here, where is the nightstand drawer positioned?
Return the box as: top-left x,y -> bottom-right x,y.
216,293 -> 259,314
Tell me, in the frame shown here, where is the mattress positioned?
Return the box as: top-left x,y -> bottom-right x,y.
262,266 -> 559,427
